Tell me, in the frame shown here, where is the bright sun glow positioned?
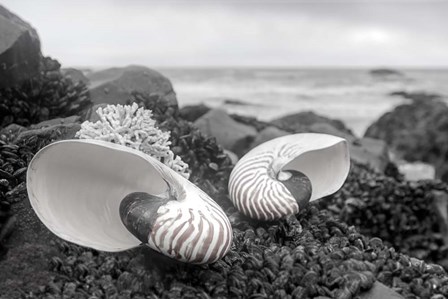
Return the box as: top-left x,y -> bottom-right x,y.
350,28 -> 393,44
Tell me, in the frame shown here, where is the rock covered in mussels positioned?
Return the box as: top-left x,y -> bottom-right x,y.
0,56 -> 91,127
3,87 -> 448,298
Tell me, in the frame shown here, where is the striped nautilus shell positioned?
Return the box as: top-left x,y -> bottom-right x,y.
229,133 -> 350,221
27,139 -> 232,264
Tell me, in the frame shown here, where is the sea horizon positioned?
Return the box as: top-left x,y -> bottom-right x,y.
83,67 -> 448,137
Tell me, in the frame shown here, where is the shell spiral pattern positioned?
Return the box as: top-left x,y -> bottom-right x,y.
229,133 -> 350,221
229,146 -> 299,220
147,190 -> 232,263
27,139 -> 232,264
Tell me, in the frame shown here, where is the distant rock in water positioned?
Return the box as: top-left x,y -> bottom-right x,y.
389,91 -> 442,102
370,68 -> 404,77
87,65 -> 177,107
365,91 -> 448,182
223,99 -> 251,106
0,5 -> 42,88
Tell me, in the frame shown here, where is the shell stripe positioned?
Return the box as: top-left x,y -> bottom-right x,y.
147,191 -> 232,264
229,151 -> 299,221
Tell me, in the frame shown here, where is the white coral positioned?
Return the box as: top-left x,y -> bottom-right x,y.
76,103 -> 190,179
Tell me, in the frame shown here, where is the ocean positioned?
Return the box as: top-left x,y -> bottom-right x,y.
159,68 -> 448,137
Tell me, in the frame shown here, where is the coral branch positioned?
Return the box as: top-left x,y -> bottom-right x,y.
76,103 -> 190,178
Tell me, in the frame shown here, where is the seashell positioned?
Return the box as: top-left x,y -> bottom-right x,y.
228,133 -> 350,220
27,139 -> 232,264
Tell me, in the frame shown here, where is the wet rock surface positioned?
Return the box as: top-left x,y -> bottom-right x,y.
0,5 -> 41,88
365,91 -> 448,182
179,103 -> 211,122
194,108 -> 258,157
350,138 -> 390,173
88,65 -> 178,107
271,111 -> 355,139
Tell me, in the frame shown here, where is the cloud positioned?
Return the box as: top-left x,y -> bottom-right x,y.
1,0 -> 447,67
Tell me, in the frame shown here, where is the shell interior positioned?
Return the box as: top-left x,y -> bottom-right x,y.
281,135 -> 349,201
27,139 -> 170,252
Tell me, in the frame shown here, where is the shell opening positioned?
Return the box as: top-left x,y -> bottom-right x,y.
282,140 -> 349,201
27,140 -> 171,252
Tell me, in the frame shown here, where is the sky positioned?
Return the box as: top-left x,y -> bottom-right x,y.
1,0 -> 448,68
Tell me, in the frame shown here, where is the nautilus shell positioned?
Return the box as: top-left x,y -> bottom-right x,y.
229,133 -> 350,221
27,139 -> 232,264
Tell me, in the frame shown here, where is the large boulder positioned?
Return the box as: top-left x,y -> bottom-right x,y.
87,65 -> 177,107
250,126 -> 289,148
365,92 -> 448,181
179,104 -> 211,122
194,108 -> 257,156
350,137 -> 390,173
0,5 -> 41,88
271,110 -> 355,138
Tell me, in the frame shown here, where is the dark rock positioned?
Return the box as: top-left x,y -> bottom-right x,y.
194,108 -> 257,156
350,137 -> 390,173
365,91 -> 448,182
250,126 -> 289,148
88,65 -> 177,107
389,91 -> 442,102
370,68 -> 404,77
308,122 -> 356,142
179,104 -> 211,122
271,110 -> 355,137
230,114 -> 272,132
223,98 -> 252,106
0,5 -> 42,88
61,67 -> 89,85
